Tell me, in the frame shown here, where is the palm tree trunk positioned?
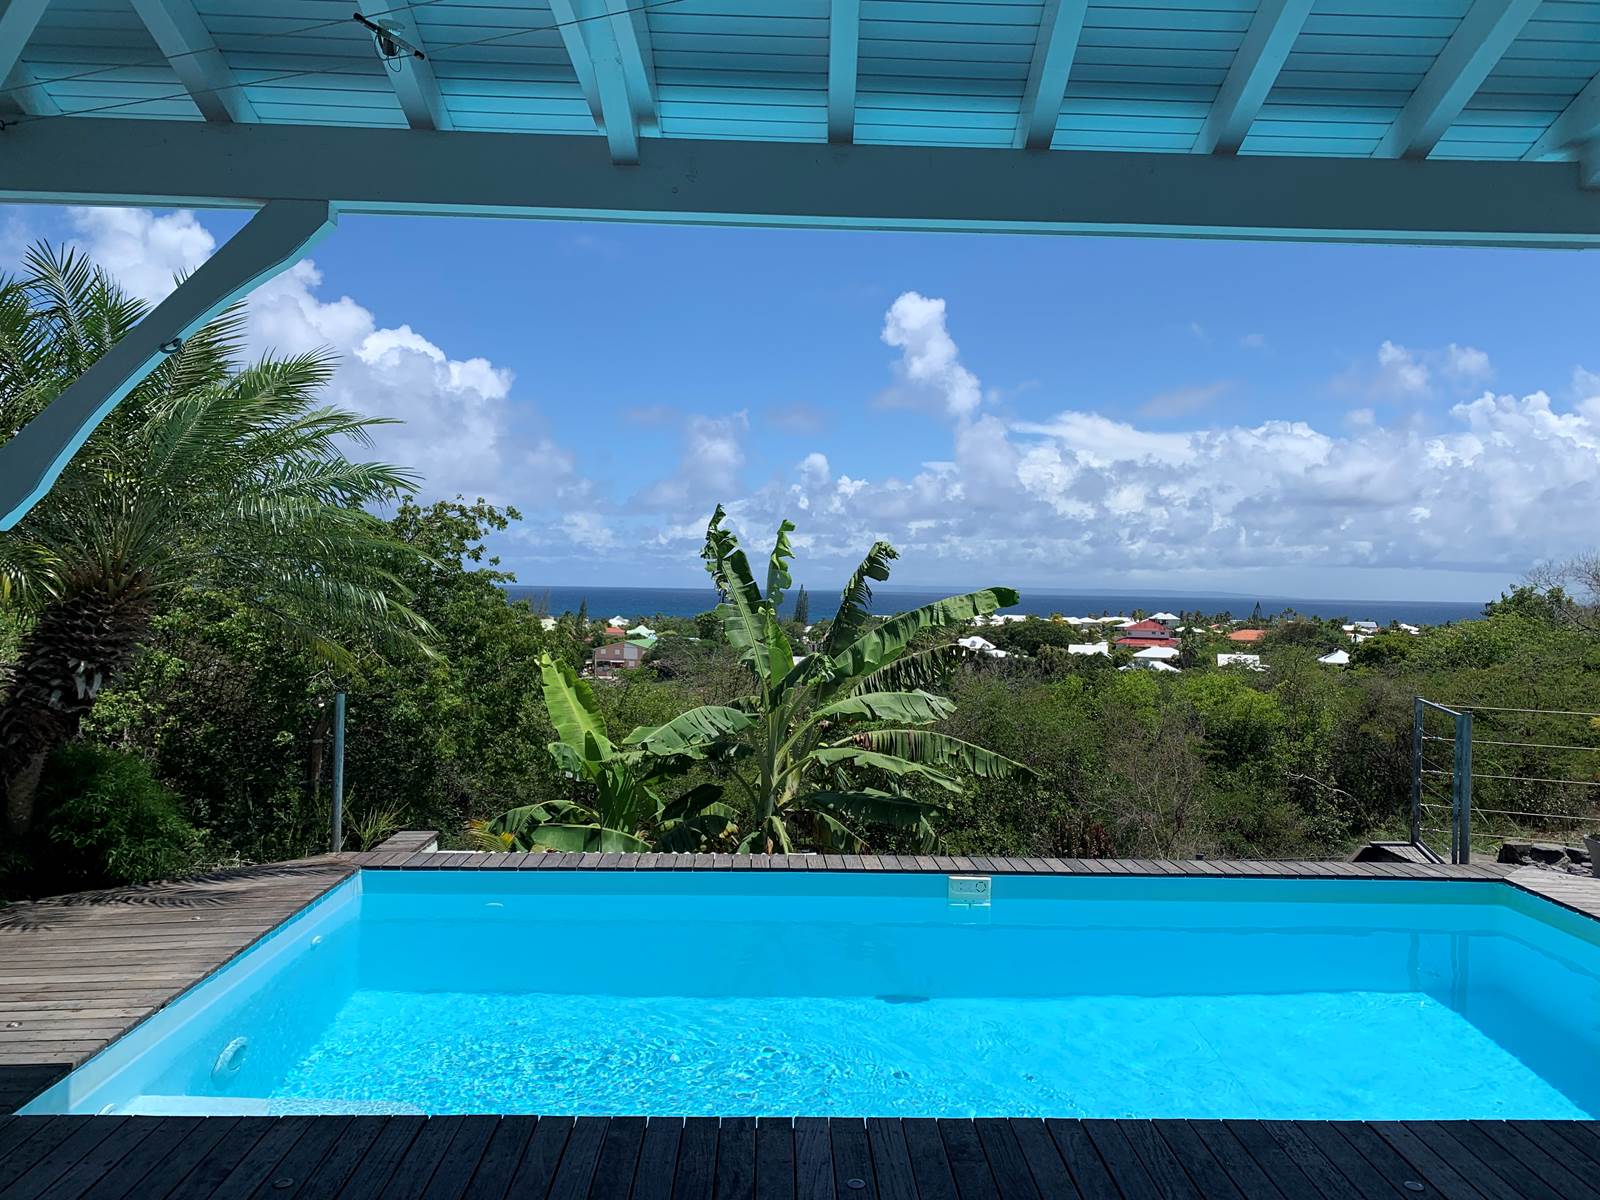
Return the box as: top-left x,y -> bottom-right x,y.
0,588 -> 151,837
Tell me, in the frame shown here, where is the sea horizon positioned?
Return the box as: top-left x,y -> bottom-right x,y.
503,584 -> 1486,627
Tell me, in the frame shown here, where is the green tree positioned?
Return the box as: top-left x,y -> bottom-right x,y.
622,506 -> 1030,852
792,585 -> 810,629
0,245 -> 431,840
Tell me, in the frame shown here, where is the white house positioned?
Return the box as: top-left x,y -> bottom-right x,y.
628,623 -> 656,639
1121,660 -> 1180,673
609,615 -> 629,628
1217,653 -> 1265,670
539,616 -> 558,631
958,635 -> 1008,658
1133,645 -> 1181,661
1150,611 -> 1180,623
1067,641 -> 1110,657
1318,649 -> 1351,666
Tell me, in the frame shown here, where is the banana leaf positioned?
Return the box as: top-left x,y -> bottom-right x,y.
524,823 -> 652,853
840,729 -> 1033,779
853,643 -> 965,695
807,746 -> 964,793
813,690 -> 955,725
766,518 -> 797,611
625,705 -> 756,756
539,652 -> 611,766
829,588 -> 1019,680
806,788 -> 948,828
823,540 -> 898,655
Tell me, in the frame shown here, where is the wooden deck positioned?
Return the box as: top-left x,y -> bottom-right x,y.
4,837 -> 1599,1197
0,858 -> 355,1116
4,1113 -> 1600,1200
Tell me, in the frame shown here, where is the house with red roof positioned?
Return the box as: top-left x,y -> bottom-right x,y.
1113,617 -> 1179,650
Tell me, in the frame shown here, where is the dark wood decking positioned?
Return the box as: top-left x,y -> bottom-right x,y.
0,859 -> 355,1115
4,1114 -> 1600,1200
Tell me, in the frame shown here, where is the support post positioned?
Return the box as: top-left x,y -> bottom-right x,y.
331,691 -> 346,853
0,199 -> 335,530
1410,697 -> 1423,846
1455,709 -> 1473,864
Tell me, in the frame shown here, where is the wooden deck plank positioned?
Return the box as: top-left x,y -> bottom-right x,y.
632,1119 -> 683,1200
672,1117 -> 718,1200
332,1115 -> 427,1200
1368,1122 -> 1498,1200
899,1119 -> 958,1200
971,1119 -> 1040,1200
545,1116 -> 609,1200
1043,1119 -> 1118,1200
587,1116 -> 645,1200
1186,1122 -> 1298,1200
829,1119 -> 874,1199
792,1118 -> 833,1200
715,1118 -> 756,1200
1115,1120 -> 1205,1199
501,1115 -> 571,1200
418,1115 -> 499,1200
864,1118 -> 919,1200
754,1119 -> 794,1200
936,1118 -> 999,1200
5,1115 -> 137,1200
4,1119 -> 1600,1200
283,1115 -> 387,1200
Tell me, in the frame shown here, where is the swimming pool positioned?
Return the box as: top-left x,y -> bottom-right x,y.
24,869 -> 1600,1119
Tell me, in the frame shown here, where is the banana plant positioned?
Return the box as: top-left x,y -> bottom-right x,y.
475,653 -> 742,852
620,506 -> 1031,853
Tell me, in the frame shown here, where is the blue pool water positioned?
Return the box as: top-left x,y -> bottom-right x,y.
25,871 -> 1600,1119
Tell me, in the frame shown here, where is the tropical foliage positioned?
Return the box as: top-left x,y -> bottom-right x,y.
472,653 -> 734,852
0,244 -> 430,842
619,507 -> 1031,853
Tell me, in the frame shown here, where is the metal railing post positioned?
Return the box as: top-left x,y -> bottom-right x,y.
1455,709 -> 1472,864
1410,697 -> 1424,846
331,691 -> 346,853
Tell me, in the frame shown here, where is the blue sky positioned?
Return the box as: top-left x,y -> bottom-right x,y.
5,202 -> 1600,602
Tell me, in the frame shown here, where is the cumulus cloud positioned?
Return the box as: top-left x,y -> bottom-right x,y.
879,291 -> 983,419
679,299 -> 1600,587
66,206 -> 536,504
635,411 -> 749,511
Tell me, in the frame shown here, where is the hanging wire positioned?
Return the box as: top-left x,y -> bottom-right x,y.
1,0 -> 692,127
1435,704 -> 1600,719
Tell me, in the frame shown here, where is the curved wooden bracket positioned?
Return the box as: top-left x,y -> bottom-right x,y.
0,199 -> 336,530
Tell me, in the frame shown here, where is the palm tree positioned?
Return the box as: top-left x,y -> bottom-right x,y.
625,506 -> 1030,852
0,244 -> 432,838
473,653 -> 735,852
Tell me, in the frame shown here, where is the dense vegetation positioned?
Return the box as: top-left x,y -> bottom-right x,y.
3,244 -> 1598,897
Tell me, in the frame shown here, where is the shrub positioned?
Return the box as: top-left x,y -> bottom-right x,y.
35,743 -> 205,890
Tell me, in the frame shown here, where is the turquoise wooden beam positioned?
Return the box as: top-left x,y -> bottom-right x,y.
1525,72 -> 1600,164
127,0 -> 253,124
7,118 -> 1600,248
827,0 -> 859,145
548,0 -> 656,164
1193,0 -> 1313,156
1014,0 -> 1088,151
0,0 -> 50,93
356,1 -> 451,132
0,200 -> 334,531
1375,0 -> 1539,161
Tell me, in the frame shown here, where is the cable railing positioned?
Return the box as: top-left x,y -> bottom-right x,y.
1410,699 -> 1600,866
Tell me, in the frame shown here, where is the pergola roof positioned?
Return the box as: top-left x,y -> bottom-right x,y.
5,0 -> 1600,530
3,0 -> 1600,246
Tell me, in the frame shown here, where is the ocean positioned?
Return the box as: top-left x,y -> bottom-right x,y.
503,585 -> 1484,627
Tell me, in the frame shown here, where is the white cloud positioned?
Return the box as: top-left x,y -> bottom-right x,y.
880,291 -> 983,419
664,303 -> 1600,586
635,411 -> 749,511
1240,332 -> 1267,351
1376,339 -> 1431,395
66,207 -> 539,505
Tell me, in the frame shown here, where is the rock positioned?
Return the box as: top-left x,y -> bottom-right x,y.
1498,840 -> 1532,865
1529,843 -> 1568,865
